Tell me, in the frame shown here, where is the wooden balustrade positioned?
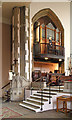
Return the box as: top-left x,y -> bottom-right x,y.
33,43 -> 64,57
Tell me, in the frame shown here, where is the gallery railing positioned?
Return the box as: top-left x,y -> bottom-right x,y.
33,43 -> 64,57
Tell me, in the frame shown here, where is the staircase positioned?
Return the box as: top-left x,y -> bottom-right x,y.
2,89 -> 10,102
19,86 -> 64,112
2,82 -> 10,102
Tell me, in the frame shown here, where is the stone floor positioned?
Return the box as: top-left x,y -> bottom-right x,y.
0,99 -> 72,120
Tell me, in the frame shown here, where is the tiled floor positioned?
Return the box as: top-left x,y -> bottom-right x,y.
0,99 -> 72,119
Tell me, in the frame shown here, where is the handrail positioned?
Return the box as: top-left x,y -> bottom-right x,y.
41,88 -> 43,111
1,82 -> 10,89
35,77 -> 41,82
47,81 -> 52,86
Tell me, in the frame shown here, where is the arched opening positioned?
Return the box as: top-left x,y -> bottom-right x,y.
32,8 -> 64,75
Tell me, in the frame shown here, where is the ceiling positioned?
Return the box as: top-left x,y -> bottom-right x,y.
2,1 -> 71,22
2,2 -> 30,20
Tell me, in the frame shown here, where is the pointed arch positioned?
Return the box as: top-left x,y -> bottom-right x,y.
32,8 -> 64,46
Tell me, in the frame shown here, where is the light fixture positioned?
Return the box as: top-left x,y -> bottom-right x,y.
45,57 -> 48,60
59,59 -> 62,61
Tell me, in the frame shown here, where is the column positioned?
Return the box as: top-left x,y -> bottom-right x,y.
12,6 -> 30,80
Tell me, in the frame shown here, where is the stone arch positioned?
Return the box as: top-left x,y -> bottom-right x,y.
32,8 -> 64,46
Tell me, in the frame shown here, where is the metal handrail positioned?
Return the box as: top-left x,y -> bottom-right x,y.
24,88 -> 25,101
1,82 -> 10,89
40,88 -> 43,111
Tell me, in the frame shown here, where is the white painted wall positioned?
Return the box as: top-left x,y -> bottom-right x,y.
30,2 -> 70,74
0,6 -> 2,97
70,2 -> 72,55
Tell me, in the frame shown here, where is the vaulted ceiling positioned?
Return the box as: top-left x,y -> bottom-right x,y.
38,16 -> 56,28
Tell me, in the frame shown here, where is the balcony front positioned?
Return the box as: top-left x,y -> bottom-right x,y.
33,43 -> 65,61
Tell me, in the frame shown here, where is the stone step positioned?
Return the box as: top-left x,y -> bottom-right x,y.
33,93 -> 52,98
31,86 -> 64,90
37,91 -> 57,95
46,86 -> 64,89
39,90 -> 57,93
27,98 -> 44,105
43,88 -> 63,92
44,86 -> 64,89
23,101 -> 41,108
43,87 -> 63,90
30,95 -> 48,101
19,103 -> 40,112
20,101 -> 40,109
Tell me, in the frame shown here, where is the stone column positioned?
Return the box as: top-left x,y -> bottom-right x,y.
20,6 -> 25,76
12,7 -> 20,74
12,6 -> 30,80
20,6 -> 30,80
